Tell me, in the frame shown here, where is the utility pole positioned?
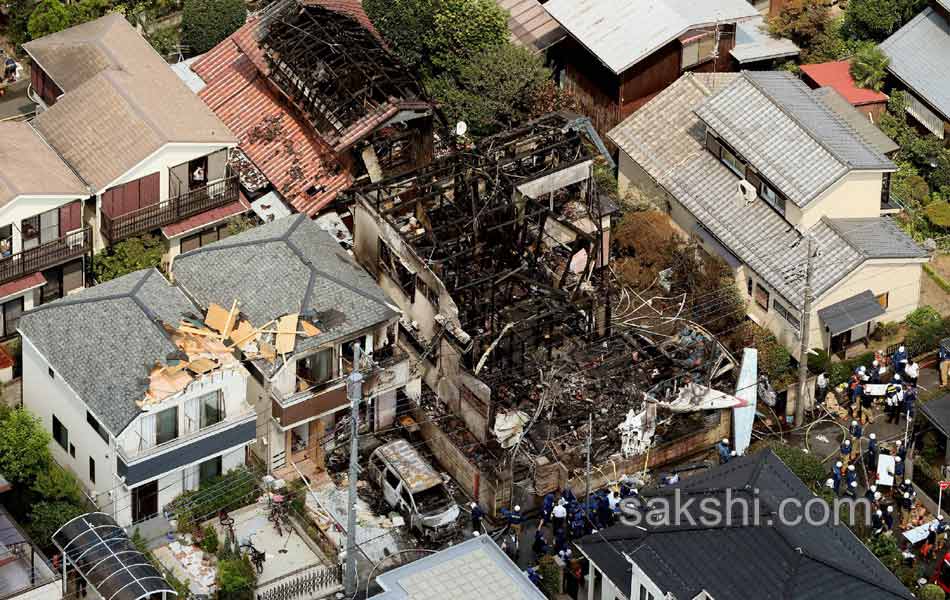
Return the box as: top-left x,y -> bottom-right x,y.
795,235 -> 815,427
344,346 -> 363,597
585,412 -> 593,509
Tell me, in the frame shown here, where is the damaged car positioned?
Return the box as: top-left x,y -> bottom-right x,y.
367,439 -> 460,541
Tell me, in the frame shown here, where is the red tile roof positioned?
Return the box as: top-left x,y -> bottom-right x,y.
0,272 -> 45,302
161,198 -> 250,238
800,61 -> 889,106
192,17 -> 352,216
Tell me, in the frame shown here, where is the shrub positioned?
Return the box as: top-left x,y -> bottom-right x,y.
27,0 -> 71,39
217,557 -> 257,600
906,306 -> 942,329
768,0 -> 830,49
27,501 -> 85,548
922,583 -> 947,600
225,215 -> 256,236
730,322 -> 794,387
93,235 -> 164,283
535,555 -> 560,598
180,0 -> 246,56
200,524 -> 219,554
759,442 -> 826,489
32,464 -> 83,505
166,467 -> 259,526
925,201 -> 950,228
865,534 -> 902,572
0,406 -> 51,484
428,42 -> 551,137
842,0 -> 926,42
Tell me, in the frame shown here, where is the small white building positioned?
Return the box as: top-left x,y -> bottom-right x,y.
18,268 -> 255,527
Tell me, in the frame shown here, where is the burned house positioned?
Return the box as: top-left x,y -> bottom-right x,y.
350,113 -> 741,514
181,0 -> 435,219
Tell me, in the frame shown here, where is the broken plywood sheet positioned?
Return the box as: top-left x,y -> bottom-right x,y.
228,320 -> 257,347
276,314 -> 299,355
300,320 -> 321,337
188,358 -> 217,374
147,368 -> 193,403
205,303 -> 231,334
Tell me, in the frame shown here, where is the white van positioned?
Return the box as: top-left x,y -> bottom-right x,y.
367,439 -> 460,541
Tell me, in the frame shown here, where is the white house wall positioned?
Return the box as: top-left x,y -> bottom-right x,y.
20,334 -> 112,501
793,170 -> 885,228
0,195 -> 86,254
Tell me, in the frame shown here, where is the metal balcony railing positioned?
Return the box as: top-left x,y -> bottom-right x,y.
0,228 -> 90,286
101,176 -> 239,242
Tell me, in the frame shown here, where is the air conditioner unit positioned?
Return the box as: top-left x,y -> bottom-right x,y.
736,179 -> 757,205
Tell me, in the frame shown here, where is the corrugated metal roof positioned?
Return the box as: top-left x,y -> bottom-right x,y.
730,15 -> 800,64
812,87 -> 899,155
799,60 -> 888,106
880,7 -> 950,121
607,73 -> 865,309
694,72 -> 895,209
497,0 -> 565,51
191,18 -> 351,216
543,0 -> 757,74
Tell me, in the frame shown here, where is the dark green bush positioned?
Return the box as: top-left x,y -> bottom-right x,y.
180,0 -> 245,56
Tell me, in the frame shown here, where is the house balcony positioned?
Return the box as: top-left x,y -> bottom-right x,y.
101,176 -> 239,243
0,227 -> 90,286
272,348 -> 411,429
116,413 -> 256,487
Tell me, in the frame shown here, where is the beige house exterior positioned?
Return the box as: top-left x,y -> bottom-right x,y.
612,71 -> 929,361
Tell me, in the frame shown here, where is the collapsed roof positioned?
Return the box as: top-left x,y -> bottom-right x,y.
259,0 -> 429,149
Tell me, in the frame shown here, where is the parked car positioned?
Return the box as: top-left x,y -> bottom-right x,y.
367,439 -> 460,541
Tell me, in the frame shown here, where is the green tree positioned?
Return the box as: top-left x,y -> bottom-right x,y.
429,43 -> 550,137
217,557 -> 256,600
865,534 -> 902,571
843,0 -> 926,42
759,442 -> 826,489
224,215 -> 256,237
849,45 -> 889,91
921,583 -> 947,600
27,501 -> 85,549
6,0 -> 39,46
180,0 -> 246,56
365,0 -> 507,80
32,465 -> 83,504
925,202 -> 950,228
768,0 -> 831,49
27,0 -> 71,39
92,235 -> 164,283
0,406 -> 51,483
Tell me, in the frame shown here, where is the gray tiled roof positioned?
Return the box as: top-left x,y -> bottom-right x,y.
694,72 -> 895,208
608,73 -> 864,309
880,7 -> 950,121
812,87 -> 899,155
577,450 -> 914,600
826,217 -> 930,259
18,269 -> 198,435
172,215 -> 397,375
371,535 -> 545,600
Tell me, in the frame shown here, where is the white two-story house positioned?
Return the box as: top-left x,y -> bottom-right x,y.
0,122 -> 91,339
171,214 -> 418,480
24,13 -> 245,263
18,268 -> 255,527
610,71 -> 930,360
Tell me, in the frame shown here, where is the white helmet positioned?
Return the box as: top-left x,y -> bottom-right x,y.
874,492 -> 882,501
940,515 -> 945,521
848,465 -> 855,471
851,420 -> 858,426
904,492 -> 910,499
844,439 -> 851,446
859,366 -> 867,373
899,345 -> 905,353
471,502 -> 477,509
870,433 -> 876,440
835,461 -> 843,468
825,478 -> 834,487
896,456 -> 902,463
730,450 -> 737,456
473,531 -> 480,537
722,438 -> 729,445
514,505 -> 521,512
873,360 -> 879,367
905,479 -> 911,485
894,374 -> 902,381
876,510 -> 883,517
870,485 -> 877,492
888,506 -> 894,513
850,481 -> 857,488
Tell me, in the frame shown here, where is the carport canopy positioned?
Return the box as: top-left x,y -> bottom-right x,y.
817,289 -> 886,336
52,512 -> 177,600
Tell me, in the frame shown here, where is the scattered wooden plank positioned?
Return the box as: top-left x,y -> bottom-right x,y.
178,324 -> 219,337
222,299 -> 239,340
205,303 -> 231,334
187,358 -> 217,374
300,320 -> 321,337
260,342 -> 277,361
275,313 -> 299,355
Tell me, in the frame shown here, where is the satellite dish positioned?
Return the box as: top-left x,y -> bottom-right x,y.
455,121 -> 468,136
